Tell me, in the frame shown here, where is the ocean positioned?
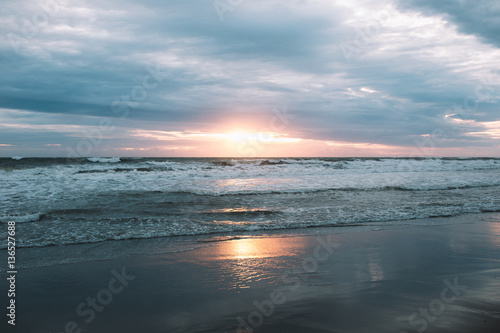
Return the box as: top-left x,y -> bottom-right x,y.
1,157 -> 500,268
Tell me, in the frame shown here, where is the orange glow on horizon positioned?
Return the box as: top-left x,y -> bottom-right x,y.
218,131 -> 302,144
120,127 -> 500,157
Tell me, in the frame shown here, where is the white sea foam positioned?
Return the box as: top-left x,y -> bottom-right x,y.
1,157 -> 500,250
0,213 -> 43,223
2,158 -> 500,202
87,157 -> 121,163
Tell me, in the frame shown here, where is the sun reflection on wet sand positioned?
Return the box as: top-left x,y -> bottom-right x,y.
367,252 -> 384,282
487,222 -> 500,247
213,237 -> 307,290
215,237 -> 306,260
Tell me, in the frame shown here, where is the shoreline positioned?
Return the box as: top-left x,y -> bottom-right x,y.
2,213 -> 500,332
4,212 -> 499,272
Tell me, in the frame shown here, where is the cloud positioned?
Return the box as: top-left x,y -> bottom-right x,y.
0,0 -> 499,156
398,0 -> 500,48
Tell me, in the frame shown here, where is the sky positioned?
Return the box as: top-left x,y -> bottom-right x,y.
1,0 -> 499,157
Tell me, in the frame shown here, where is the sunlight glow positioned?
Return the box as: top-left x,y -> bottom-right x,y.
131,129 -> 302,144
219,131 -> 302,144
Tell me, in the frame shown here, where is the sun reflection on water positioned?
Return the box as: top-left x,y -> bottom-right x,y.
208,207 -> 274,214
214,178 -> 295,193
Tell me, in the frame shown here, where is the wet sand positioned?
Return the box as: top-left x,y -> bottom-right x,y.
2,214 -> 500,333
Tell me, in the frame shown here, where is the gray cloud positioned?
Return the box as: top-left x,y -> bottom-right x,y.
0,0 -> 499,156
398,0 -> 500,48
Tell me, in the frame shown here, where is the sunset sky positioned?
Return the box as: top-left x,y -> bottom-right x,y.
1,0 -> 500,157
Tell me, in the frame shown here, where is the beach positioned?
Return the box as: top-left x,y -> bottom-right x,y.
3,213 -> 500,333
3,0 -> 500,331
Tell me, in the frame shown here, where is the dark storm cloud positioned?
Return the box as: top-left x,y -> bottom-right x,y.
398,0 -> 500,48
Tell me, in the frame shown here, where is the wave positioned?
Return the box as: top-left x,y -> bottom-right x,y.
259,159 -> 286,166
87,157 -> 121,163
76,167 -> 155,174
1,157 -> 500,171
2,219 -> 348,249
164,182 -> 500,197
212,160 -> 237,167
202,208 -> 278,215
0,213 -> 45,223
6,208 -> 499,250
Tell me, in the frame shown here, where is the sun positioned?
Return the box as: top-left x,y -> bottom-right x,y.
223,131 -> 302,144
225,131 -> 258,143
